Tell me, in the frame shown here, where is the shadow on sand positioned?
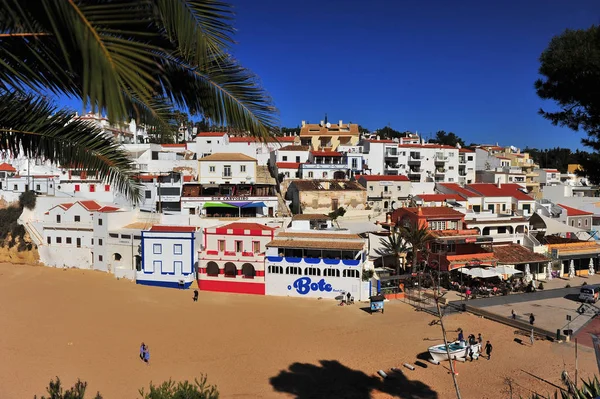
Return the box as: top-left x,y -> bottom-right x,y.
269,359 -> 438,399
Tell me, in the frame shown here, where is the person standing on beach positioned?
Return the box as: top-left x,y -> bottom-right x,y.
484,341 -> 493,360
144,346 -> 150,365
477,333 -> 483,345
457,328 -> 464,344
511,310 -> 516,320
529,313 -> 535,325
139,342 -> 145,360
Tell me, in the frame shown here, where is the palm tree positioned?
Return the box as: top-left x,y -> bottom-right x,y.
379,231 -> 409,274
0,0 -> 277,201
398,221 -> 434,274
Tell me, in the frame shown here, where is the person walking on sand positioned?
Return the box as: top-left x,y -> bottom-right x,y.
484,341 -> 493,360
529,313 -> 535,326
144,346 -> 150,365
477,333 -> 483,345
139,342 -> 145,360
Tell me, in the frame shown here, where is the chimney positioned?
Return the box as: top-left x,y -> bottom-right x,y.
339,119 -> 343,126
320,120 -> 324,127
301,120 -> 306,128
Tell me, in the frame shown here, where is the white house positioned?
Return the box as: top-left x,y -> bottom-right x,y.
198,153 -> 257,185
137,225 -> 200,289
198,222 -> 276,295
355,174 -> 412,212
535,168 -> 561,187
300,150 -> 349,180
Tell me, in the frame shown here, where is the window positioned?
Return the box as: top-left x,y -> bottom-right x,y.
578,220 -> 582,227
152,260 -> 161,272
76,238 -> 81,248
571,220 -> 575,226
253,241 -> 260,253
268,265 -> 283,274
397,186 -> 402,191
134,235 -> 141,240
282,156 -> 288,161
75,184 -> 80,192
47,236 -> 51,244
235,241 -> 243,252
448,166 -> 454,170
384,186 -> 389,192
351,158 -> 358,169
98,218 -> 103,226
153,243 -> 162,254
308,172 -> 313,178
296,156 -> 301,163
66,237 -> 72,244
285,266 -> 301,275
218,240 -> 225,252
74,215 -> 80,222
497,226 -> 507,234
323,172 -> 328,178
104,185 -> 110,191
174,244 -> 183,255
429,221 -> 447,230
324,268 -> 340,277
145,190 -> 152,199
91,238 -> 94,245
99,239 -> 103,246
369,186 -> 373,191
209,166 -> 216,173
586,219 -> 589,226
89,184 -> 95,192
55,237 -> 62,244
343,269 -> 360,278
56,215 -> 61,223
223,165 -> 231,177
121,234 -> 131,239
488,204 -> 494,212
240,165 -> 246,173
467,156 -> 473,161
305,267 -> 321,276
109,233 -> 118,238
36,184 -> 41,191
207,140 -> 212,144
99,255 -> 103,262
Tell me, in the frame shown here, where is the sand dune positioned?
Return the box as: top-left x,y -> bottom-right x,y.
0,262 -> 596,398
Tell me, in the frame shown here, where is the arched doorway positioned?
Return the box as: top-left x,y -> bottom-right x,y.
206,261 -> 219,276
333,171 -> 346,180
224,262 -> 237,277
134,255 -> 142,271
383,201 -> 389,209
242,263 -> 255,279
113,253 -> 122,261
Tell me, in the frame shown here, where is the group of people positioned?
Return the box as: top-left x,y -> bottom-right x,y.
457,328 -> 492,361
511,310 -> 535,326
139,342 -> 150,364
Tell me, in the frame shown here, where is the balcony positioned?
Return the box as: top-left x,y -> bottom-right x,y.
302,163 -> 347,170
385,163 -> 400,170
338,145 -> 363,154
266,256 -> 361,267
382,191 -> 392,198
458,157 -> 466,164
434,155 -> 448,164
435,169 -> 446,175
385,150 -> 398,158
203,250 -> 265,262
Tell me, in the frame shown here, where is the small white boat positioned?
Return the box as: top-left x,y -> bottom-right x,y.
428,340 -> 481,362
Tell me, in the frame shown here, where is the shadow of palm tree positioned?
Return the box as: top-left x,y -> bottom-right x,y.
269,359 -> 438,399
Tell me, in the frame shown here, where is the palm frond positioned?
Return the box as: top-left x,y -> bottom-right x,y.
0,90 -> 141,202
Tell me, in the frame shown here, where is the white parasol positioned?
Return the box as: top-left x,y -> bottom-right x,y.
524,264 -> 532,283
462,267 -> 502,279
589,258 -> 595,277
490,265 -> 522,275
569,259 -> 575,279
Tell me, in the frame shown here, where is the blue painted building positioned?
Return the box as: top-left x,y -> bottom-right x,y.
136,225 -> 199,289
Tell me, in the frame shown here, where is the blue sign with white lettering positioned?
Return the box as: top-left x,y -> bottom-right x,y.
288,277 -> 333,295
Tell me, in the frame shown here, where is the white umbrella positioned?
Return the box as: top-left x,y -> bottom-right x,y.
589,258 -> 595,277
569,260 -> 575,279
490,265 -> 522,275
524,264 -> 532,283
464,267 -> 502,279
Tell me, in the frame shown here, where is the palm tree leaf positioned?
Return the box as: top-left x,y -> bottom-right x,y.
0,89 -> 141,202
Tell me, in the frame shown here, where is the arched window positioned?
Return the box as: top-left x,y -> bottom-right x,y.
305,267 -> 321,276
242,263 -> 255,279
206,261 -> 219,276
285,266 -> 301,275
113,253 -> 122,261
268,265 -> 283,274
324,268 -> 340,277
224,262 -> 237,277
343,269 -> 360,278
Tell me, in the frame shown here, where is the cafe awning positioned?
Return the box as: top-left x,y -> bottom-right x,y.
242,202 -> 266,208
203,202 -> 237,209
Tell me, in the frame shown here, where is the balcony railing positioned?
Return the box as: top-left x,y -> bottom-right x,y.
435,154 -> 448,161
458,157 -> 466,164
266,256 -> 360,266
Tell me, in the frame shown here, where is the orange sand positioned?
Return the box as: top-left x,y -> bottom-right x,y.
0,262 -> 596,399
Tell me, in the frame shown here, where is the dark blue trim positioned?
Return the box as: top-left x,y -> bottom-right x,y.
267,256 -> 283,262
143,236 -> 194,240
173,244 -> 183,255
286,257 -> 302,263
304,257 -> 320,264
136,280 -> 192,289
342,259 -> 360,266
153,243 -> 162,255
323,259 -> 340,265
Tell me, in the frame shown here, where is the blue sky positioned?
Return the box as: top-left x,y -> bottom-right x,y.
225,0 -> 600,149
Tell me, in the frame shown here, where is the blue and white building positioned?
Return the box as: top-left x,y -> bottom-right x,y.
137,225 -> 200,288
264,219 -> 369,300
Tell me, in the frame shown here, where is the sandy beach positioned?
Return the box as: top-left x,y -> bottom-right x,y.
0,262 -> 596,399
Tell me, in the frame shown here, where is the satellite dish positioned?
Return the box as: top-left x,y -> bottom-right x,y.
326,122 -> 331,128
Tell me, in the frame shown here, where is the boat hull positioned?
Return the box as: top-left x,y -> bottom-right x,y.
428,341 -> 481,361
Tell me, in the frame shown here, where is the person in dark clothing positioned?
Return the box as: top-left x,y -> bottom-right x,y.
484,341 -> 493,360
457,328 -> 464,343
139,342 -> 146,360
193,290 -> 199,302
346,292 -> 352,304
511,309 -> 516,320
529,313 -> 535,325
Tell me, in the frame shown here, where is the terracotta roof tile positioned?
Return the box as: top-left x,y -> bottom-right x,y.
416,194 -> 463,202
161,144 -> 186,147
279,145 -> 309,152
149,225 -> 197,233
197,132 -> 226,137
311,150 -> 342,157
276,162 -> 302,169
357,175 -> 410,182
277,232 -> 361,239
492,244 -> 550,265
558,204 -> 594,217
0,163 -> 16,172
79,200 -> 102,211
300,123 -> 359,137
403,206 -> 465,218
466,183 -> 533,201
437,183 -> 482,198
199,153 -> 257,162
216,222 -> 275,232
397,144 -> 457,149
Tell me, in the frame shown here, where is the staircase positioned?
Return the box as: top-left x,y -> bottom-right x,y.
277,192 -> 291,217
24,220 -> 44,246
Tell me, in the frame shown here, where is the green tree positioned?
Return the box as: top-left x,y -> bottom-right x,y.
0,0 -> 277,201
19,190 -> 36,210
535,25 -> 600,183
139,377 -> 219,399
375,126 -> 403,139
526,375 -> 600,398
398,221 -> 433,274
328,206 -> 346,228
34,377 -> 102,399
431,131 -> 465,147
379,232 -> 409,274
